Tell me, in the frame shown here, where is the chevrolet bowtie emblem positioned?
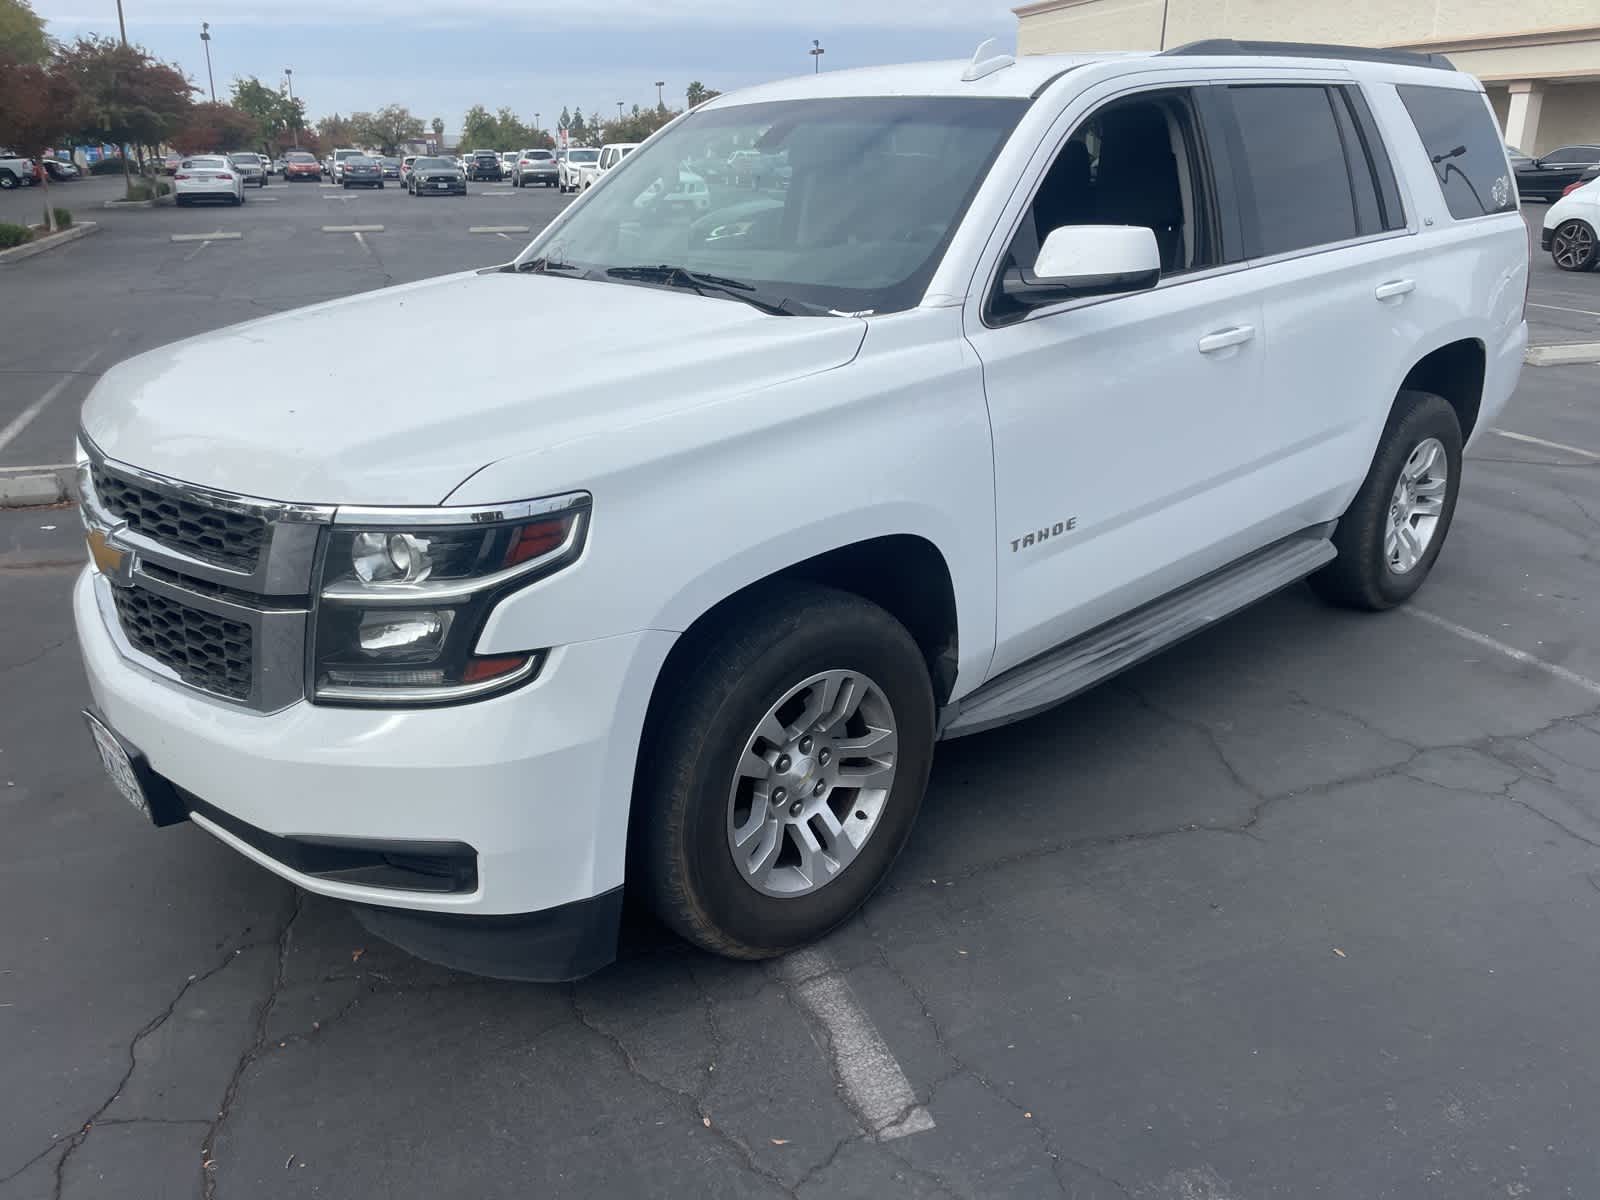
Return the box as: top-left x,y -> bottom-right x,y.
85,524 -> 136,587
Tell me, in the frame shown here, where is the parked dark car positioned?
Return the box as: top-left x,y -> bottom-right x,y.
1514,144 -> 1600,202
228,152 -> 269,187
407,156 -> 466,196
41,158 -> 80,181
380,156 -> 402,179
341,155 -> 383,189
467,150 -> 503,181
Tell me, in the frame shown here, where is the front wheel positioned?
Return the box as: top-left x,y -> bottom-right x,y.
1551,219 -> 1598,272
1311,390 -> 1463,611
0,172 -> 16,190
638,586 -> 935,960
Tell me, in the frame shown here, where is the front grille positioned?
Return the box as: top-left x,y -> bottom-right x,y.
92,464 -> 266,572
111,585 -> 254,701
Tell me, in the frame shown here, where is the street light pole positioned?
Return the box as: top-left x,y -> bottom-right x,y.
810,39 -> 825,73
200,22 -> 216,104
654,80 -> 665,108
617,101 -> 625,120
284,67 -> 297,145
115,0 -> 127,43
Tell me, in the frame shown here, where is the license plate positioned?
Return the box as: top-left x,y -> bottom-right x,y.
83,712 -> 150,819
433,182 -> 449,189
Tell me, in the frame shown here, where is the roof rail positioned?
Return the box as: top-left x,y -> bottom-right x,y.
1159,38 -> 1454,71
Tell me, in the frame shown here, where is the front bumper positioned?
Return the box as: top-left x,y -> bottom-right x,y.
75,566 -> 675,924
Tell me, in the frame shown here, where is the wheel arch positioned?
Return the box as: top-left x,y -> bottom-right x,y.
1394,337 -> 1487,444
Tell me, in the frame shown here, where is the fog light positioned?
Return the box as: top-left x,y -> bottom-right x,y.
357,610 -> 451,659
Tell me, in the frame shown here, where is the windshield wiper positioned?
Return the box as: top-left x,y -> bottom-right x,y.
515,256 -> 587,275
604,264 -> 794,315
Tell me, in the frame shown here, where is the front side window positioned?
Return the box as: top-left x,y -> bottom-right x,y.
1396,84 -> 1516,220
991,87 -> 1218,322
1227,85 -> 1361,256
1546,146 -> 1600,165
520,96 -> 1026,316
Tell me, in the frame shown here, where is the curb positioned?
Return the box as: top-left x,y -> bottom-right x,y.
0,221 -> 99,265
1525,341 -> 1600,367
0,463 -> 76,509
103,194 -> 174,209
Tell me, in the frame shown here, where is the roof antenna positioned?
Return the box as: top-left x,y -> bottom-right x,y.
962,37 -> 1015,82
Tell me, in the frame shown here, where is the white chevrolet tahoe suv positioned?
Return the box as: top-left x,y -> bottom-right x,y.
75,40 -> 1528,981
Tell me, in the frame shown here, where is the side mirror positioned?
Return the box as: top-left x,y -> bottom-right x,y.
1003,225 -> 1161,307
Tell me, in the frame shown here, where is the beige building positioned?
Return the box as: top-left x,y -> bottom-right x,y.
1012,0 -> 1600,155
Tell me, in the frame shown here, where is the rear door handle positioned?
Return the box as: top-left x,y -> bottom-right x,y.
1375,279 -> 1416,301
1197,325 -> 1256,354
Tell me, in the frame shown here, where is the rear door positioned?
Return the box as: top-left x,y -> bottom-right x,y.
1205,79 -> 1419,534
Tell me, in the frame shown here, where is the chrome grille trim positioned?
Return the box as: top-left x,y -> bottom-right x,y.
79,434 -> 334,712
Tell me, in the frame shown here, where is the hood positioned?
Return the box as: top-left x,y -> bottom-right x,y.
81,271 -> 867,506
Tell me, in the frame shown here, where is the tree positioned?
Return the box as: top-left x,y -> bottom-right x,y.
350,103 -> 424,155
0,0 -> 47,65
685,82 -> 720,108
317,112 -> 358,149
170,101 -> 258,153
458,104 -> 496,151
0,52 -> 81,231
570,107 -> 588,142
230,75 -> 303,153
430,116 -> 444,144
558,106 -> 571,133
597,106 -> 676,147
494,107 -> 529,151
56,36 -> 193,193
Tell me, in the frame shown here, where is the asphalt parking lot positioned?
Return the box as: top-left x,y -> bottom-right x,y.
2,182 -> 1600,1199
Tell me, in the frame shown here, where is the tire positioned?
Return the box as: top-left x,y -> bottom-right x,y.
638,585 -> 936,960
0,172 -> 16,190
342,181 -> 349,189
1551,219 -> 1598,272
1310,390 -> 1463,611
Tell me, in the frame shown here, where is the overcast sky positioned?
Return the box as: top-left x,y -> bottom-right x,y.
30,1 -> 1019,134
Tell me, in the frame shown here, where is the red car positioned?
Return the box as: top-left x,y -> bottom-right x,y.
282,150 -> 322,181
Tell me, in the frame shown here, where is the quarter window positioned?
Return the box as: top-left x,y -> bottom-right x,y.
1396,85 -> 1517,220
1226,85 -> 1360,257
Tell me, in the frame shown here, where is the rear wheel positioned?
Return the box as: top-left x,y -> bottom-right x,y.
638,586 -> 935,959
0,172 -> 17,190
1311,390 -> 1462,611
1551,219 -> 1598,272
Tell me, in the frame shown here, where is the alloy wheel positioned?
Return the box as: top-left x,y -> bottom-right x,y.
725,669 -> 899,898
1385,437 -> 1448,574
1552,220 -> 1596,270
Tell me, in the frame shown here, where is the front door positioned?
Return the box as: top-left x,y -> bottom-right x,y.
966,83 -> 1269,678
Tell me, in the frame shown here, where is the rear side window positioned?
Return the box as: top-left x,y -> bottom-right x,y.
1396,85 -> 1516,219
1225,85 -> 1360,257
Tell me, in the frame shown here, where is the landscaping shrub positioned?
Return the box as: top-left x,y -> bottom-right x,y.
52,208 -> 72,229
0,222 -> 34,249
124,182 -> 153,201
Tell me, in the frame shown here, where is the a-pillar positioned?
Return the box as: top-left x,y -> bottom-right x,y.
1504,80 -> 1545,154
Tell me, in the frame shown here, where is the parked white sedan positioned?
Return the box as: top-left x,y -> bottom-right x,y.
173,156 -> 245,207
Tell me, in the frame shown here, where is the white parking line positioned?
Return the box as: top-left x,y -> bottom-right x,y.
1527,301 -> 1600,318
0,342 -> 111,454
1492,429 -> 1600,460
183,240 -> 209,262
1406,609 -> 1600,698
773,949 -> 936,1141
170,232 -> 242,242
468,226 -> 530,234
322,225 -> 384,233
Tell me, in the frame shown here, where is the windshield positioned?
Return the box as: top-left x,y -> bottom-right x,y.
415,157 -> 453,169
287,153 -> 315,162
568,149 -> 600,164
520,96 -> 1024,316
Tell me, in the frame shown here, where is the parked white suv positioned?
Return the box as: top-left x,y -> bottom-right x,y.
558,146 -> 598,193
586,142 -> 639,189
0,148 -> 36,189
75,40 -> 1527,981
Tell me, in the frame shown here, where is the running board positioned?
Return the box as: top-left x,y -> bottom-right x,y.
940,530 -> 1337,740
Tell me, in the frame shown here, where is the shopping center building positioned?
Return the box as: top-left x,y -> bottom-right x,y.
1012,0 -> 1599,155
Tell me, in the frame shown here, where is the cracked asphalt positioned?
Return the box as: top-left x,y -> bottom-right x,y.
3,187 -> 1600,1199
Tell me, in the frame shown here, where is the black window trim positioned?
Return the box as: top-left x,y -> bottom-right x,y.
1217,81 -> 1414,264
979,83 -> 1236,329
1339,85 -> 1407,232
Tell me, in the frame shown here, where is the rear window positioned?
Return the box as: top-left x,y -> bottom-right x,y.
1225,85 -> 1361,257
1396,85 -> 1516,220
528,150 -> 552,159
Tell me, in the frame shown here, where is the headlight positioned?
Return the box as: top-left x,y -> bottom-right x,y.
310,492 -> 589,706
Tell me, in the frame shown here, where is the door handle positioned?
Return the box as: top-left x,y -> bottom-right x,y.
1197,325 -> 1256,354
1375,279 -> 1416,301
